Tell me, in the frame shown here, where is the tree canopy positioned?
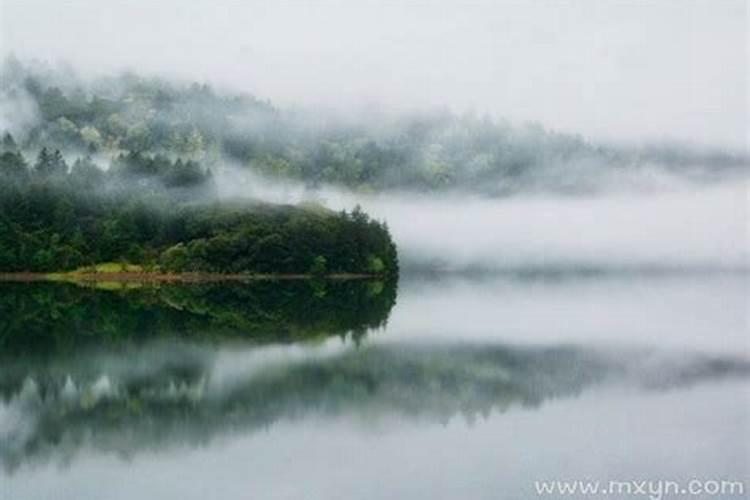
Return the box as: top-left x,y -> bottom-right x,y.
0,144 -> 397,275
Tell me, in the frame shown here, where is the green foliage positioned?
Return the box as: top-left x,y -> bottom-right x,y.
309,255 -> 327,276
160,244 -> 189,272
34,147 -> 67,177
79,125 -> 103,150
367,255 -> 385,274
0,150 -> 28,179
0,153 -> 398,276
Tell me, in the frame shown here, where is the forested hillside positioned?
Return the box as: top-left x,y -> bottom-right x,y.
2,58 -> 744,196
0,141 -> 397,275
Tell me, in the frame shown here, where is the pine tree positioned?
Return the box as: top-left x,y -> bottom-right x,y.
34,148 -> 67,177
34,147 -> 52,175
0,150 -> 28,178
50,149 -> 68,176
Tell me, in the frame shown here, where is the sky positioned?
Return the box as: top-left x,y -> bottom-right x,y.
0,0 -> 747,149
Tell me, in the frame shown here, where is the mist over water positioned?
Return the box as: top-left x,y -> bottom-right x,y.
363,186 -> 747,272
214,166 -> 749,273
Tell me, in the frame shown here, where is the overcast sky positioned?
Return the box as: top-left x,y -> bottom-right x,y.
0,0 -> 747,148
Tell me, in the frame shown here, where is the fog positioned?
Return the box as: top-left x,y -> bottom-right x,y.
212,164 -> 748,271
361,184 -> 749,271
1,0 -> 747,149
0,83 -> 36,138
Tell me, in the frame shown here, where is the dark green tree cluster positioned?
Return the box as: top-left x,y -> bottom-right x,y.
156,203 -> 397,275
1,133 -> 213,191
0,141 -> 397,275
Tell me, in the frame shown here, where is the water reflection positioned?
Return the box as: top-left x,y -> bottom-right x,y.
1,339 -> 748,470
0,280 -> 397,355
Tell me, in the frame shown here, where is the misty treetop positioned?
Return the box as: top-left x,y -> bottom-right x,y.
2,58 -> 745,196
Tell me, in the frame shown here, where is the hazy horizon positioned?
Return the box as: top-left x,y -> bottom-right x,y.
1,0 -> 747,150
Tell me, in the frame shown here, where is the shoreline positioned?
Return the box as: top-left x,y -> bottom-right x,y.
0,272 -> 382,283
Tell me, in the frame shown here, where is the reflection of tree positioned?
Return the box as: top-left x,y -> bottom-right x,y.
0,280 -> 397,356
1,342 -> 747,470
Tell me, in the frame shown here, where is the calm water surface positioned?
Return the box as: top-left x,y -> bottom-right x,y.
1,273 -> 748,500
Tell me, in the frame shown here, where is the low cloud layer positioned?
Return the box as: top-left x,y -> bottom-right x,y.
213,165 -> 748,272
1,0 -> 747,148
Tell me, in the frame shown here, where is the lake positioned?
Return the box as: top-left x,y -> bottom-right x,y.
0,272 -> 748,500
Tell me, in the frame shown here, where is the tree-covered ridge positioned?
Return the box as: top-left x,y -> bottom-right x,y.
2,58 -> 745,196
0,142 -> 397,274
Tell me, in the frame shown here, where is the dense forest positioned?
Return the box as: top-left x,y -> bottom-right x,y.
2,57 -> 745,197
0,59 -> 401,275
0,139 -> 397,274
